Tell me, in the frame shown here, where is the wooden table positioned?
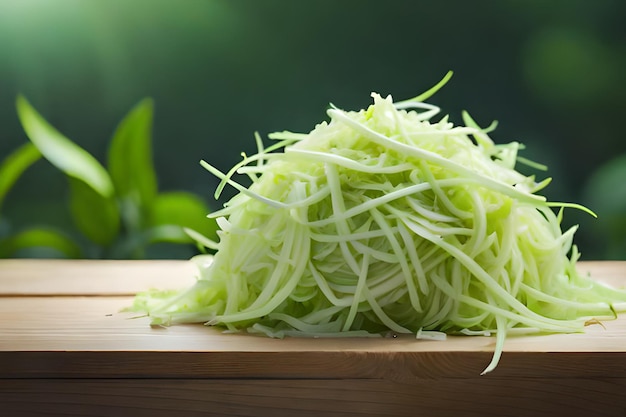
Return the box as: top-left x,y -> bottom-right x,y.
1,259 -> 625,417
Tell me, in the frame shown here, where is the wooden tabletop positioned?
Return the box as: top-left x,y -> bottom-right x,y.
1,259 -> 625,417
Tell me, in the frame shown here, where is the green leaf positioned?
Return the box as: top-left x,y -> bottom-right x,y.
16,95 -> 114,197
107,98 -> 158,227
0,226 -> 82,258
0,142 -> 41,213
148,191 -> 217,244
144,224 -> 191,244
68,177 -> 120,247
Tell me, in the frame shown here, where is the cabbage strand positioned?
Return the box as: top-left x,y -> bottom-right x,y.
132,77 -> 626,374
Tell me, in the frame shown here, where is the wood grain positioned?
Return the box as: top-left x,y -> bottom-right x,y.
1,259 -> 625,416
2,377 -> 625,417
0,259 -> 198,295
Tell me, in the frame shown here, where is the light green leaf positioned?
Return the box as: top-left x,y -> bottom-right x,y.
16,95 -> 114,197
144,224 -> 191,244
148,191 -> 217,243
0,226 -> 82,258
107,98 -> 158,225
68,177 -> 120,246
0,142 -> 41,213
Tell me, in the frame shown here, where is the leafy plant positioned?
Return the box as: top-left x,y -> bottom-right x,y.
0,96 -> 217,259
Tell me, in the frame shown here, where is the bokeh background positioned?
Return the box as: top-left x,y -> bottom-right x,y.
1,0 -> 625,259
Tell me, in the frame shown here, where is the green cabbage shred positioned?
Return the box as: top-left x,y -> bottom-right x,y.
132,72 -> 626,374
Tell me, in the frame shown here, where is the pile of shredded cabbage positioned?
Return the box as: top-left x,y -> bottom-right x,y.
132,73 -> 626,374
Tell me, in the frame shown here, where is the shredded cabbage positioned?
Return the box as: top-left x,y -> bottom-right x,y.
132,72 -> 626,374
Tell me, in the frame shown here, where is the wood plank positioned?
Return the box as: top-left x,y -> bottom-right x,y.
1,377 -> 625,417
1,296 -> 626,353
2,349 -> 625,380
0,259 -> 198,295
1,260 -> 626,414
0,260 -> 625,379
1,295 -> 626,378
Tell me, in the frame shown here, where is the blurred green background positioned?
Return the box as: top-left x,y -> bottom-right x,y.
1,0 -> 625,259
